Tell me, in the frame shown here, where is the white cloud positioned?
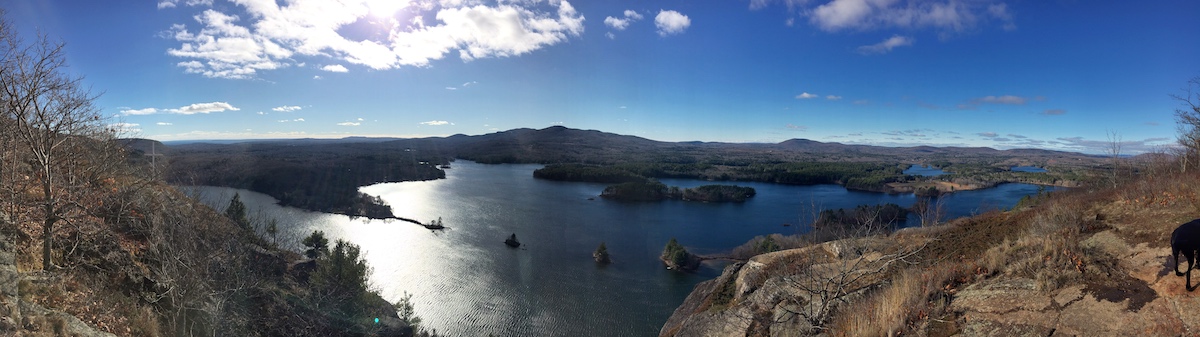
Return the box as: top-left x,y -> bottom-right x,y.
446,87 -> 458,90
655,10 -> 691,36
121,102 -> 240,115
751,0 -> 1014,36
604,17 -> 631,30
170,102 -> 241,114
975,95 -> 1027,105
811,0 -> 991,33
337,122 -> 361,126
421,120 -> 452,126
166,11 -> 291,79
321,64 -> 349,73
604,10 -> 644,30
313,75 -> 323,80
121,108 -> 159,115
272,105 -> 302,112
157,0 -> 211,10
156,122 -> 174,126
795,92 -> 818,99
278,118 -> 305,123
988,3 -> 1016,31
826,95 -> 842,100
165,1 -> 585,79
857,35 -> 913,54
1042,109 -> 1066,115
978,132 -> 999,138
109,123 -> 143,134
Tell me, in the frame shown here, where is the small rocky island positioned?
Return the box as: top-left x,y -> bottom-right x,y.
424,217 -> 445,229
504,233 -> 521,248
593,242 -> 611,264
600,181 -> 756,203
660,238 -> 701,271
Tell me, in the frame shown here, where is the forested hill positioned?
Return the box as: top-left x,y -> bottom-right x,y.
162,126 -> 1107,216
170,126 -> 1103,165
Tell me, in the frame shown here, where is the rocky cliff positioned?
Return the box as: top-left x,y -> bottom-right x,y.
661,177 -> 1200,336
0,214 -> 115,336
660,238 -> 912,337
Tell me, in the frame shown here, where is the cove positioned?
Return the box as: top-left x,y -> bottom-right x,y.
185,160 -> 1054,337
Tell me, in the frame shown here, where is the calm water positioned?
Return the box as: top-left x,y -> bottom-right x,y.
187,161 -> 1053,336
1011,166 -> 1049,173
904,164 -> 946,176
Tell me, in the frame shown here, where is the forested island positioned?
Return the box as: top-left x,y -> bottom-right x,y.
599,181 -> 756,202
166,141 -> 447,218
165,126 -> 1102,217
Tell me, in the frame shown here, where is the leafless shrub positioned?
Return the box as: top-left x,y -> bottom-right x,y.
0,10 -> 118,270
782,217 -> 926,333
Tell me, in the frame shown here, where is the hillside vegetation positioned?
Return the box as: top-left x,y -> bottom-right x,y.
660,152 -> 1200,336
167,126 -> 1106,217
0,15 -> 435,336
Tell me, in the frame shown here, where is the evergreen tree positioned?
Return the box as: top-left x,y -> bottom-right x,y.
302,230 -> 329,259
310,240 -> 371,319
395,291 -> 422,328
756,235 -> 780,254
593,242 -> 611,264
661,238 -> 693,268
224,193 -> 250,229
266,218 -> 278,248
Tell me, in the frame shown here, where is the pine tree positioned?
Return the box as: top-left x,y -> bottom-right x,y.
224,193 -> 250,229
302,230 -> 329,259
266,218 -> 278,248
594,242 -> 611,264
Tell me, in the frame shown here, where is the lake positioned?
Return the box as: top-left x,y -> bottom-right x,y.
903,164 -> 947,177
1011,166 -> 1049,173
186,161 -> 1053,336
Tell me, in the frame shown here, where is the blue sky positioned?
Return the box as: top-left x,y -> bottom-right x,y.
8,0 -> 1200,154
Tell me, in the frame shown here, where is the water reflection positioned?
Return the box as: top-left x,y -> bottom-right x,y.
903,164 -> 947,176
185,160 -> 1054,336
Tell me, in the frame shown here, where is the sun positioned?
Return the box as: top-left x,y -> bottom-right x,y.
363,0 -> 410,18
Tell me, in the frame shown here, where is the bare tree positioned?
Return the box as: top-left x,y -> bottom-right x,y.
1174,77 -> 1200,173
0,12 -> 109,270
1107,130 -> 1123,187
913,196 -> 946,227
783,217 -> 925,333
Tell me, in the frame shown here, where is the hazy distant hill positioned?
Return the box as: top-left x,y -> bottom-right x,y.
163,126 -> 1103,166
162,126 -> 1105,215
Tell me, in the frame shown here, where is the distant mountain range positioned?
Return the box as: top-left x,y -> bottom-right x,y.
156,125 -> 1106,166
144,126 -> 1107,216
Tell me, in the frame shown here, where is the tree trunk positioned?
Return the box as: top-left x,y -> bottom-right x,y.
40,173 -> 54,270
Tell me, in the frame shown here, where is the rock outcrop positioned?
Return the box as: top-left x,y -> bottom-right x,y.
0,224 -> 116,336
662,206 -> 1200,336
660,242 -> 859,337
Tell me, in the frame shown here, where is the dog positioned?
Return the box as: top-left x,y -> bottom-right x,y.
1172,219 -> 1200,291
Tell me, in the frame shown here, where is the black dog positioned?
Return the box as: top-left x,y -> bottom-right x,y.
1172,219 -> 1200,291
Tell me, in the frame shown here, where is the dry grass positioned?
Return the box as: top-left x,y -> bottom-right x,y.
826,182 -> 1122,335
831,268 -> 924,336
726,158 -> 1200,336
829,258 -> 983,337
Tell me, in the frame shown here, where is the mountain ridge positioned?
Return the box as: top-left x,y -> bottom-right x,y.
156,125 -> 1100,159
